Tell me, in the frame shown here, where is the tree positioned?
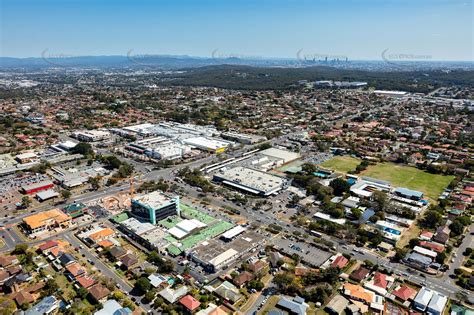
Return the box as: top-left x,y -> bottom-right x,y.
247,280 -> 264,291
409,238 -> 420,248
436,252 -> 447,264
144,289 -> 157,303
421,210 -> 443,228
113,290 -> 125,301
302,163 -> 317,175
393,248 -> 408,262
77,287 -> 89,299
102,155 -> 122,169
72,142 -> 94,156
61,189 -> 72,200
134,277 -> 151,294
20,196 -> 32,208
329,178 -> 350,196
273,272 -> 294,290
0,297 -> 16,315
351,208 -> 362,219
88,176 -> 101,190
372,191 -> 387,212
258,143 -> 272,150
43,278 -> 59,296
449,221 -> 464,236
116,163 -> 134,178
13,243 -> 28,255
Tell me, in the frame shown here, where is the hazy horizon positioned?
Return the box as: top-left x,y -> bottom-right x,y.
1,0 -> 473,61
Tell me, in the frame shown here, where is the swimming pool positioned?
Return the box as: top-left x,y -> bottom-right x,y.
383,227 -> 401,235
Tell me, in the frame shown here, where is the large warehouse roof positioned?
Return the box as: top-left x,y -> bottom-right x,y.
214,166 -> 287,196
259,147 -> 300,163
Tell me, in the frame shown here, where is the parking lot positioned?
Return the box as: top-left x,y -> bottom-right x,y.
0,173 -> 51,212
271,236 -> 332,267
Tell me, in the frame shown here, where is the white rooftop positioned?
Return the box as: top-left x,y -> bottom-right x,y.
133,191 -> 175,210
413,246 -> 438,258
216,166 -> 287,195
259,147 -> 300,163
221,225 -> 246,240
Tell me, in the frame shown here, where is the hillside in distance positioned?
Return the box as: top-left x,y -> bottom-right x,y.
162,65 -> 474,92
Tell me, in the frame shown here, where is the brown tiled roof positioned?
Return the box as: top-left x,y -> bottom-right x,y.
233,271 -> 254,287
12,290 -> 34,306
88,284 -> 110,301
0,255 -> 17,267
120,253 -> 138,268
350,266 -> 370,282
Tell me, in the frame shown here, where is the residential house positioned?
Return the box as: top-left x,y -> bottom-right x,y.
249,260 -> 269,277
331,255 -> 349,269
392,285 -> 417,302
179,295 -> 201,313
213,281 -> 242,304
76,275 -> 97,289
58,253 -> 76,267
94,299 -> 132,315
119,253 -> 138,270
108,246 -> 127,261
0,255 -> 18,268
433,226 -> 450,244
38,240 -> 59,254
88,284 -> 111,303
232,271 -> 254,288
325,294 -> 349,315
413,287 -> 433,312
427,292 -> 448,315
24,296 -> 58,315
275,296 -> 309,315
65,262 -> 86,280
159,286 -> 189,304
350,266 -> 370,282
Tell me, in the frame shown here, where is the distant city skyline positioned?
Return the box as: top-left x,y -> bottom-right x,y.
1,0 -> 473,61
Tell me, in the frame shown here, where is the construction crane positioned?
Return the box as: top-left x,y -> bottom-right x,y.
130,176 -> 135,199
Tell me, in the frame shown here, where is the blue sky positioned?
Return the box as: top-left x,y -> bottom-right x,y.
1,0 -> 473,60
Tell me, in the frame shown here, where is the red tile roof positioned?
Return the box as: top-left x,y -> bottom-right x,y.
38,240 -> 59,252
179,295 -> 201,311
419,241 -> 445,253
76,275 -> 96,288
331,255 -> 349,269
373,272 -> 388,289
392,285 -> 417,301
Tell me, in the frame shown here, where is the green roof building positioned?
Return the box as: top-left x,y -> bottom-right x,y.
63,202 -> 87,218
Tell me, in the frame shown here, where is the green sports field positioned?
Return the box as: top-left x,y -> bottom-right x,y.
319,156 -> 361,173
361,163 -> 454,201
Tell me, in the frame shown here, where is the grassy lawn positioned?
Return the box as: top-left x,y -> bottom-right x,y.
320,156 -> 361,173
361,163 -> 454,200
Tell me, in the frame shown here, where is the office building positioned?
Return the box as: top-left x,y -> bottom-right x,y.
131,191 -> 180,224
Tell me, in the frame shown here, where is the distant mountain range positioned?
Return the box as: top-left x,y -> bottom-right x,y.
0,54 -> 472,71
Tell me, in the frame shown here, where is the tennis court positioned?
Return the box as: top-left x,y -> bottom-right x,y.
180,203 -> 215,224
165,220 -> 234,255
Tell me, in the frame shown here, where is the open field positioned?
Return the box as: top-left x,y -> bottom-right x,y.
319,156 -> 361,173
361,163 -> 454,200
